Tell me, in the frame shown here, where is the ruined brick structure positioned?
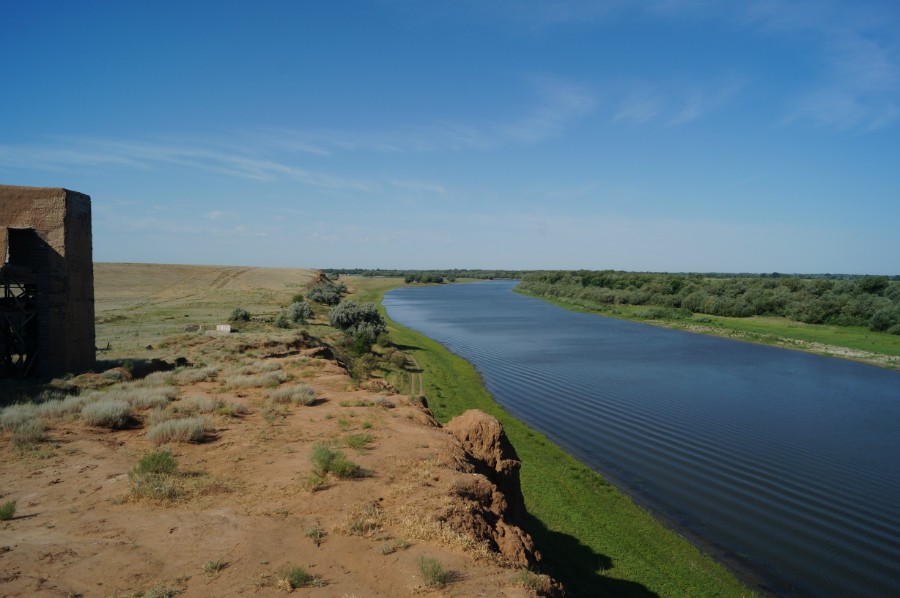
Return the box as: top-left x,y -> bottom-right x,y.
0,185 -> 95,378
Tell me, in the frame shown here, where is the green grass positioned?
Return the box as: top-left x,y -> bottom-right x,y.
351,276 -> 753,597
0,500 -> 16,521
417,556 -> 451,588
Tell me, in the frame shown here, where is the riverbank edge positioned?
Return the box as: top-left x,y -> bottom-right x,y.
354,278 -> 756,597
514,287 -> 900,370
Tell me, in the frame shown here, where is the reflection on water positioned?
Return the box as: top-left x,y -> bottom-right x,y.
384,280 -> 900,597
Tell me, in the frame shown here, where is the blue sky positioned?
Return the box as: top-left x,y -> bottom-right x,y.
1,1 -> 898,274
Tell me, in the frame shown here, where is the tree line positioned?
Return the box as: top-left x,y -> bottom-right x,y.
518,271 -> 900,334
321,269 -> 529,283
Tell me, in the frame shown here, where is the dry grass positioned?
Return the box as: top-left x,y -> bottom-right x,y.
81,399 -> 132,429
147,416 -> 213,445
267,383 -> 317,406
226,371 -> 288,388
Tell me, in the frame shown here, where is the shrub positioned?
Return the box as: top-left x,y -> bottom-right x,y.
288,301 -> 313,323
216,401 -> 250,417
268,384 -> 317,406
344,433 -> 374,451
417,556 -> 450,588
133,371 -> 176,387
11,418 -> 46,446
174,396 -> 222,415
38,395 -> 89,419
0,500 -> 16,521
147,417 -> 212,445
304,525 -> 326,546
81,399 -> 132,429
226,371 -> 288,388
273,309 -> 291,328
0,403 -> 40,432
203,559 -> 228,575
112,386 -> 177,410
133,450 -> 177,476
128,450 -> 227,502
328,301 -> 386,346
128,451 -> 179,500
375,538 -> 410,555
306,282 -> 346,305
229,307 -> 250,322
309,443 -> 359,479
279,565 -> 319,589
175,366 -> 219,384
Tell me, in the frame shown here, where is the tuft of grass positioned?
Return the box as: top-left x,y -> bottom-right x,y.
226,371 -> 288,388
38,394 -> 89,419
301,472 -> 329,492
278,565 -> 320,589
417,556 -> 451,588
110,385 -> 177,410
0,403 -> 40,432
128,450 -> 228,502
173,396 -> 222,415
304,525 -> 326,546
0,500 -> 16,521
134,450 -> 177,476
175,366 -> 219,384
344,433 -> 374,452
133,370 -> 177,387
129,450 -> 181,501
215,401 -> 250,418
202,559 -> 228,575
10,417 -> 47,446
309,443 -> 361,479
268,383 -> 317,406
375,538 -> 409,555
510,569 -> 552,593
343,503 -> 383,537
147,417 -> 212,445
81,399 -> 132,428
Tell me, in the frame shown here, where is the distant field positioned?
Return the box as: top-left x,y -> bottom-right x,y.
94,263 -> 316,358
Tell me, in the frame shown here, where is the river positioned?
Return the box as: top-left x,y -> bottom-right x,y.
383,280 -> 900,597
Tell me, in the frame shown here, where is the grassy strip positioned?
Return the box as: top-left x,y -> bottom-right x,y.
516,288 -> 900,368
352,277 -> 753,597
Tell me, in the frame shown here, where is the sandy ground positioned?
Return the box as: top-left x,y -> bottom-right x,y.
0,338 -> 540,597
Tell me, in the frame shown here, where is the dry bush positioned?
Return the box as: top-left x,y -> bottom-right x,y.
81,399 -> 132,429
133,370 -> 176,387
38,395 -> 89,419
175,366 -> 219,384
105,385 -> 177,410
173,396 -> 222,415
0,403 -> 40,431
129,449 -> 229,502
418,556 -> 451,588
340,503 -> 385,538
268,383 -> 317,406
11,417 -> 46,446
147,416 -> 213,445
226,371 -> 288,388
228,361 -> 282,376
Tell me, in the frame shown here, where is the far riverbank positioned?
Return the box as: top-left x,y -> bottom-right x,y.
515,287 -> 900,370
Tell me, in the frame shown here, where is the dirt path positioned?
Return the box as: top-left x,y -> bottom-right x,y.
407,354 -> 424,397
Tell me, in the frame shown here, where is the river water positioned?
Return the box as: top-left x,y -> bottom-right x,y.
383,280 -> 900,597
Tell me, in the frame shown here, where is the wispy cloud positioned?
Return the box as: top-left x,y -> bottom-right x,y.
260,76 -> 596,153
611,77 -> 743,126
741,1 -> 900,130
0,137 -> 378,191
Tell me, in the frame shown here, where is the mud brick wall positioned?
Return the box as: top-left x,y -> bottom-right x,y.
0,185 -> 95,377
